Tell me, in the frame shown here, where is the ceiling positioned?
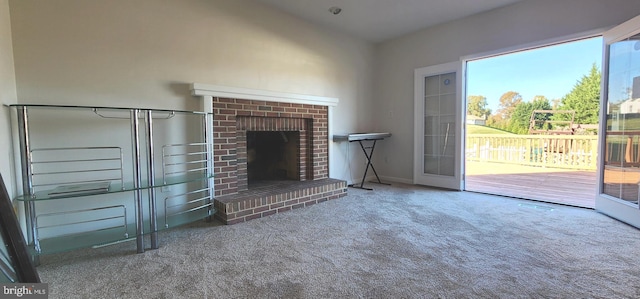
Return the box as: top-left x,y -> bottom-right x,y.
253,0 -> 524,43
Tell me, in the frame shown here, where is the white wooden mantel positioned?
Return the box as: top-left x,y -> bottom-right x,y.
190,83 -> 339,113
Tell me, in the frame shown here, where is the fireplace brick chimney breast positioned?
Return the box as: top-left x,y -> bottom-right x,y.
211,97 -> 346,224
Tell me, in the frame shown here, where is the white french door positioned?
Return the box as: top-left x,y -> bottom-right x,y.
597,15 -> 640,228
413,62 -> 464,190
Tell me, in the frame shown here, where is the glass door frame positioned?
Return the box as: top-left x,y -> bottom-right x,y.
413,61 -> 464,190
596,14 -> 640,228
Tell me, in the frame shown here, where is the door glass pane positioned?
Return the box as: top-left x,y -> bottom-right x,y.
440,157 -> 455,176
424,96 -> 440,115
603,33 -> 640,205
440,94 -> 456,115
423,72 -> 456,176
425,77 -> 440,96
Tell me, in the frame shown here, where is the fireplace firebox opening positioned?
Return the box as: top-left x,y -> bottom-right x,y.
247,131 -> 300,185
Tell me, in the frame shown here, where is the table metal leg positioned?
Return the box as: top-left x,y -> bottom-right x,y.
131,109 -> 145,253
17,107 -> 40,264
145,110 -> 159,250
349,139 -> 390,190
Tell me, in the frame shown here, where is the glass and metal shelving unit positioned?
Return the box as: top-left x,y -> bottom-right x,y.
9,104 -> 215,257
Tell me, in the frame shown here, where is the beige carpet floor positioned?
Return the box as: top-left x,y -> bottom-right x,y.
37,183 -> 640,298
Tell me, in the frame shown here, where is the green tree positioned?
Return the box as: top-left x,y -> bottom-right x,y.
509,96 -> 552,134
555,63 -> 601,124
467,95 -> 491,118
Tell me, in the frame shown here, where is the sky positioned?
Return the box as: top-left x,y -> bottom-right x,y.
466,36 -> 603,113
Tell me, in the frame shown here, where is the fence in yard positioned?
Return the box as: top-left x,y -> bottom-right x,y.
466,134 -> 598,170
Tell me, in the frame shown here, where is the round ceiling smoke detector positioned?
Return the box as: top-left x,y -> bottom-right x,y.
328,6 -> 342,15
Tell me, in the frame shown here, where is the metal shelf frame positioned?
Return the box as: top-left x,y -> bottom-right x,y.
10,104 -> 214,258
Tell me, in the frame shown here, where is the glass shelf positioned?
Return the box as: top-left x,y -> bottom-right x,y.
33,206 -> 215,256
35,226 -> 132,256
16,174 -> 214,201
22,181 -> 216,256
161,205 -> 213,231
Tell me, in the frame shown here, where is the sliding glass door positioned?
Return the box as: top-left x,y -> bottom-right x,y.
414,62 -> 463,190
597,15 -> 640,227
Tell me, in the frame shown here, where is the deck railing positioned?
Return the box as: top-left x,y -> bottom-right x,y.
466,134 -> 598,170
603,131 -> 640,167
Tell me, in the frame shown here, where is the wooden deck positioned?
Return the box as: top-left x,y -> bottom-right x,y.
465,161 -> 597,208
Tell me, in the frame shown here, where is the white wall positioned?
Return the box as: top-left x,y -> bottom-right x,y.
7,0 -> 375,187
13,0 -> 640,192
0,0 -> 17,197
373,0 -> 640,183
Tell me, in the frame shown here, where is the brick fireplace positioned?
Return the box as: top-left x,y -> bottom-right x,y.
213,98 -> 325,196
191,84 -> 347,224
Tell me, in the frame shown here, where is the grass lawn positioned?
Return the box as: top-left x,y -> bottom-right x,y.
466,124 -> 514,135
